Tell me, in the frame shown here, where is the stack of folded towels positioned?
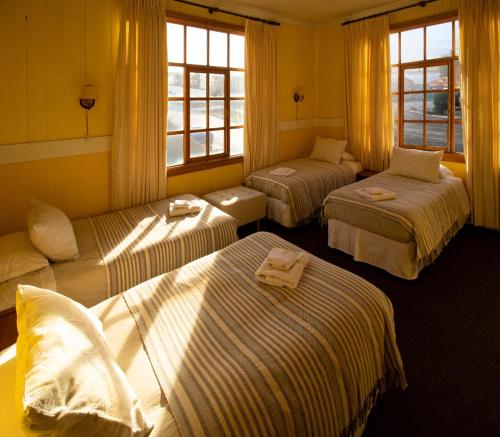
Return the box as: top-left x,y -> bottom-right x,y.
355,187 -> 397,201
169,199 -> 202,217
269,167 -> 296,177
256,247 -> 309,289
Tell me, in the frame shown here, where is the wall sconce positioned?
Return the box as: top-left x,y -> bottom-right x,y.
293,87 -> 305,120
79,85 -> 97,138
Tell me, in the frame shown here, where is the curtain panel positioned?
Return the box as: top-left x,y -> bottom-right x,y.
344,16 -> 393,172
244,20 -> 278,176
111,0 -> 167,211
459,0 -> 500,229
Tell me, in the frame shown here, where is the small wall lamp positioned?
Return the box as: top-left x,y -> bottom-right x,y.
79,85 -> 97,138
293,87 -> 305,120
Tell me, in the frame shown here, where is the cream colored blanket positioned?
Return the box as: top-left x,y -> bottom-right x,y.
123,232 -> 406,437
245,159 -> 356,226
323,172 -> 470,269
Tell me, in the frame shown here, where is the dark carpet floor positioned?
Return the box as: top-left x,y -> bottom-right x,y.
239,221 -> 500,437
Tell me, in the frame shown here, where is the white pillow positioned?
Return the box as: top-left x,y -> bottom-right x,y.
439,164 -> 454,178
15,285 -> 153,436
309,137 -> 347,165
386,148 -> 443,183
342,151 -> 356,161
0,232 -> 48,283
27,199 -> 79,262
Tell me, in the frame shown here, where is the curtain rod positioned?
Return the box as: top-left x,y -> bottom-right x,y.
342,0 -> 437,26
173,0 -> 280,26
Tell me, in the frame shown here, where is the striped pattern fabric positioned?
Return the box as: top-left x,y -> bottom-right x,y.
122,232 -> 407,437
323,172 -> 470,269
245,158 -> 356,226
90,194 -> 238,296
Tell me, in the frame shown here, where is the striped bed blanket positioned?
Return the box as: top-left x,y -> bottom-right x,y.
89,194 -> 238,296
123,232 -> 406,437
245,158 -> 356,226
323,172 -> 470,269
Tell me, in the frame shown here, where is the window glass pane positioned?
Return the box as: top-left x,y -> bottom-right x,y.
455,20 -> 460,56
209,31 -> 227,67
167,101 -> 183,132
390,33 -> 399,65
230,71 -> 244,97
167,134 -> 184,166
168,66 -> 184,97
455,123 -> 463,153
394,124 -> 399,146
393,94 -> 398,121
391,67 -> 399,92
401,28 -> 424,63
404,94 -> 424,120
187,26 -> 207,65
426,123 -> 448,148
209,130 -> 224,155
230,128 -> 244,156
404,68 -> 423,91
190,132 -> 206,158
454,60 -> 461,89
167,23 -> 184,63
209,100 -> 224,128
190,72 -> 206,97
190,101 -> 206,129
426,22 -> 452,59
404,122 -> 423,145
209,74 -> 225,97
229,34 -> 245,68
426,92 -> 449,120
230,101 -> 244,126
455,90 -> 462,119
426,65 -> 448,90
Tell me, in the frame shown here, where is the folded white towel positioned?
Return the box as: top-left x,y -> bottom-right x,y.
270,167 -> 296,177
362,187 -> 386,195
256,251 -> 309,289
267,247 -> 302,271
169,200 -> 202,216
355,188 -> 396,201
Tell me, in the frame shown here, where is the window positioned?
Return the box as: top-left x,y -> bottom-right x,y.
166,17 -> 245,173
390,17 -> 463,159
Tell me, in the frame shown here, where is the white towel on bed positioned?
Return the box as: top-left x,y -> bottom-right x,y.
270,167 -> 296,177
256,250 -> 309,289
169,200 -> 202,216
266,247 -> 302,271
355,187 -> 397,201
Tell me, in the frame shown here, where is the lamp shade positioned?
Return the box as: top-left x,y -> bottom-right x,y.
80,85 -> 97,100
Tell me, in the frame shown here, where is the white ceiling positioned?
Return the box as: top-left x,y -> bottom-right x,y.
202,0 -> 413,25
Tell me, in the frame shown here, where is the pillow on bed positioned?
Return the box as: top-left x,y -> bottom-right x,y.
15,285 -> 152,437
342,151 -> 356,161
27,199 -> 79,262
439,164 -> 454,178
0,232 -> 48,283
309,137 -> 347,165
386,148 -> 443,183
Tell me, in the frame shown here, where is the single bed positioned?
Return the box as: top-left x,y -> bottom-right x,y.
0,194 -> 238,312
323,171 -> 470,279
245,158 -> 362,227
0,232 -> 406,437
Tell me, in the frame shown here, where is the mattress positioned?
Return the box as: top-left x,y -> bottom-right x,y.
245,158 -> 358,227
0,232 -> 406,437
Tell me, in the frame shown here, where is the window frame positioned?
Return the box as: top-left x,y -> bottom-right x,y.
390,12 -> 464,163
166,13 -> 245,176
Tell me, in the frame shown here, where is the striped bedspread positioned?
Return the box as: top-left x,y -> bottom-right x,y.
89,194 -> 238,296
123,232 -> 406,437
323,172 -> 470,269
245,159 -> 356,226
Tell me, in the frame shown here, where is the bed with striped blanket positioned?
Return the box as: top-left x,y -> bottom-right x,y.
117,231 -> 406,437
323,172 -> 470,279
50,194 -> 238,306
244,158 -> 358,227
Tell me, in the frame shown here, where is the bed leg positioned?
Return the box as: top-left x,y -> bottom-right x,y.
256,220 -> 261,231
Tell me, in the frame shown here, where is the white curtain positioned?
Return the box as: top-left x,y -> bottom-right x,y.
111,0 -> 167,211
459,0 -> 500,229
244,20 -> 278,176
344,16 -> 393,172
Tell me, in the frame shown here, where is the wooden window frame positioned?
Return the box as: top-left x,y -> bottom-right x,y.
390,13 -> 464,163
166,14 -> 245,176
